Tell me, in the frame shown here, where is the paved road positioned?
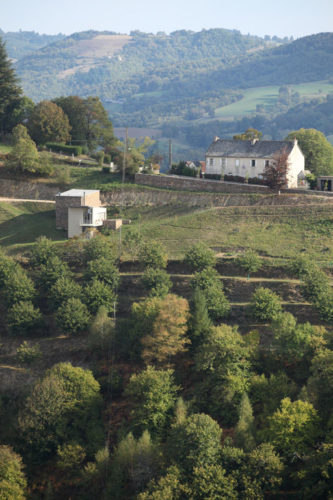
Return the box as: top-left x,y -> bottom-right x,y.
0,197 -> 55,204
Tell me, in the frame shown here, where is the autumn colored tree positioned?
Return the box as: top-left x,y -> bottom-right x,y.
28,100 -> 71,144
0,445 -> 27,500
233,128 -> 262,140
141,294 -> 190,366
262,147 -> 290,190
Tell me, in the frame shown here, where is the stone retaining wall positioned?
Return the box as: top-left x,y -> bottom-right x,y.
135,173 -> 270,193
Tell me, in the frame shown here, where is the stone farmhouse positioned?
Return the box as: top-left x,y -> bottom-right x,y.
205,137 -> 305,188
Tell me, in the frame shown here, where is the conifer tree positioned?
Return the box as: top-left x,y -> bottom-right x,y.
188,287 -> 212,348
235,393 -> 256,452
0,38 -> 22,134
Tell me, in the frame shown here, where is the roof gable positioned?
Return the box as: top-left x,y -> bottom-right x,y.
206,139 -> 294,158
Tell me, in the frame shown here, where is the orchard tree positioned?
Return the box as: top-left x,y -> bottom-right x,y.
184,242 -> 216,272
84,280 -> 116,315
123,227 -> 143,261
7,301 -> 42,336
38,255 -> 71,290
0,445 -> 27,500
250,287 -> 282,322
262,148 -> 289,190
86,257 -> 119,290
187,287 -> 212,348
285,128 -> 333,176
191,267 -> 230,320
85,235 -> 116,262
28,100 -> 71,145
141,267 -> 172,298
307,349 -> 333,418
139,240 -> 168,269
56,298 -> 91,334
237,250 -> 262,277
30,236 -> 56,267
4,268 -> 36,305
49,276 -> 83,310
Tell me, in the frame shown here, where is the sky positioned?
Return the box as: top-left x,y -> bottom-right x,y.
1,0 -> 332,39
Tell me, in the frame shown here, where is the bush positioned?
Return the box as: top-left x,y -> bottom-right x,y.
56,298 -> 91,334
250,287 -> 282,321
17,341 -> 42,364
102,166 -> 110,173
7,301 -> 42,335
224,174 -> 245,183
84,280 -> 117,314
49,276 -> 83,310
4,269 -> 36,305
104,154 -> 111,164
204,173 -> 221,180
184,242 -> 216,272
237,250 -> 262,276
139,240 -> 168,269
85,236 -> 117,262
142,267 -> 172,297
86,258 -> 120,290
45,143 -> 82,156
30,236 -> 56,267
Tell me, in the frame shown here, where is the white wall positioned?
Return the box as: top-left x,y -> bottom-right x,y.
286,143 -> 305,188
68,207 -> 84,238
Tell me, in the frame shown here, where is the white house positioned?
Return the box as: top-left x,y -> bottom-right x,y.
55,189 -> 107,238
205,138 -> 305,188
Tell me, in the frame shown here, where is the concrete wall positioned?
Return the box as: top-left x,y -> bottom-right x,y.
135,173 -> 269,193
68,207 -> 84,238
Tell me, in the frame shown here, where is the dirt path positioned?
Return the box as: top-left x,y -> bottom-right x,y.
0,197 -> 55,204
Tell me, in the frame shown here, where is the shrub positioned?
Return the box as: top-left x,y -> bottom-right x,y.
250,287 -> 282,322
84,280 -> 117,314
0,253 -> 18,287
17,341 -> 42,364
191,268 -> 230,321
204,173 -> 221,180
104,154 -> 111,164
101,166 -> 110,173
142,267 -> 172,297
184,242 -> 216,272
139,240 -> 168,269
224,174 -> 245,183
45,143 -> 82,156
4,269 -> 36,305
86,258 -> 120,290
85,236 -> 116,262
30,236 -> 56,267
49,276 -> 83,310
237,250 -> 262,276
7,301 -> 42,335
38,255 -> 71,289
56,298 -> 91,334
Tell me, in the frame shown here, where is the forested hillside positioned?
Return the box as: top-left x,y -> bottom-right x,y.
0,29 -> 65,60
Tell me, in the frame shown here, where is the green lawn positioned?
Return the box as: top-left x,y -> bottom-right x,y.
211,80 -> 333,120
0,143 -> 12,154
0,202 -> 66,251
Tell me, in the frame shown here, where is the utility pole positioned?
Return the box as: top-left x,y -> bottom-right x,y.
122,127 -> 128,183
168,139 -> 172,172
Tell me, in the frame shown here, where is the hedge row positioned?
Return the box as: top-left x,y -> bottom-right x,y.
46,143 -> 82,156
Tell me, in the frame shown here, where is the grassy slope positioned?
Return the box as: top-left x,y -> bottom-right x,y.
211,80 -> 333,120
0,202 -> 65,251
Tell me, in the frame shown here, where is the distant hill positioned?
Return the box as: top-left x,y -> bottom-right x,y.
0,29 -> 65,60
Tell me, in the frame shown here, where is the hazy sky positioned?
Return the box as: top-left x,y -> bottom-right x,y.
1,0 -> 332,39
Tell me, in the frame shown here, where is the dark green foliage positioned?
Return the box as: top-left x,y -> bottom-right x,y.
0,445 -> 27,500
170,161 -> 197,177
18,362 -> 104,460
45,142 -> 82,155
308,349 -> 333,419
85,236 -> 116,262
0,253 -> 18,287
187,287 -> 212,347
56,298 -> 91,334
250,287 -> 282,321
125,365 -> 178,437
139,240 -> 168,269
191,267 -> 230,320
184,242 -> 216,272
28,100 -> 71,145
237,250 -> 262,276
190,465 -> 238,499
235,393 -> 255,452
86,257 -> 119,290
0,37 -> 22,134
30,236 -> 56,267
7,301 -> 42,335
38,255 -> 71,290
4,268 -> 36,305
194,325 -> 254,425
141,267 -> 172,297
49,276 -> 83,310
84,280 -> 117,315
167,413 -> 222,474
16,341 -> 42,364
295,443 -> 333,499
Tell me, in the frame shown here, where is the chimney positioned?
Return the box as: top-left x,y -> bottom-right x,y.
213,136 -> 220,142
251,138 -> 258,146
293,137 -> 298,146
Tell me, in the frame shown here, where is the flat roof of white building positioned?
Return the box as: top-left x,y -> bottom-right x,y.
57,189 -> 99,197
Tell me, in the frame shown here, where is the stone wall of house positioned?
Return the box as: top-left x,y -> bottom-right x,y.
134,173 -> 270,193
56,195 -> 83,229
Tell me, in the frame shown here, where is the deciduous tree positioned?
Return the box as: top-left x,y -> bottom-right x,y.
28,100 -> 71,145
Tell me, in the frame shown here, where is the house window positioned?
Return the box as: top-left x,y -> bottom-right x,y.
235,159 -> 240,167
265,160 -> 269,167
222,158 -> 227,168
209,158 -> 214,166
251,160 -> 256,167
